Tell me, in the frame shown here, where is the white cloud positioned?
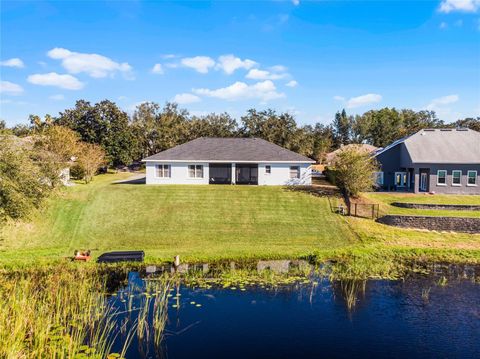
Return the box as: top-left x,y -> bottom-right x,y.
181,56 -> 215,73
426,94 -> 459,110
439,0 -> 480,13
216,54 -> 257,74
49,94 -> 65,101
27,72 -> 84,90
333,95 -> 346,101
47,47 -> 133,78
285,80 -> 298,87
0,81 -> 24,95
161,54 -> 177,59
292,0 -> 300,5
172,93 -> 201,104
440,21 -> 448,29
346,93 -> 382,108
193,80 -> 285,102
151,63 -> 164,74
246,68 -> 288,80
270,65 -> 288,72
0,58 -> 24,68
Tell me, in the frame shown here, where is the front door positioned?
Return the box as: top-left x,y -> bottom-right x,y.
420,172 -> 428,192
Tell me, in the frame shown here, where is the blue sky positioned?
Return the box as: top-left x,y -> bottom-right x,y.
1,0 -> 479,126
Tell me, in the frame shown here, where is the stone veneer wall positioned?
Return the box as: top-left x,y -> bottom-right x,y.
391,202 -> 480,211
377,215 -> 480,234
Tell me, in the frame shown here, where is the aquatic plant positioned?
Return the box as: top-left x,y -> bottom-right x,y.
421,287 -> 431,301
0,265 -> 171,359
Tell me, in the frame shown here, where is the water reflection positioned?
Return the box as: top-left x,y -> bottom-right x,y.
104,261 -> 480,359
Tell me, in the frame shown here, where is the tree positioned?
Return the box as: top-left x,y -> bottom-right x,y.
11,124 -> 31,137
363,108 -> 403,147
188,112 -> 238,139
452,117 -> 480,132
33,126 -> 80,187
400,109 -> 442,137
240,109 -> 304,151
0,120 -> 10,135
332,109 -> 352,148
311,124 -> 333,163
56,100 -> 136,166
76,142 -> 105,183
0,136 -> 52,222
333,146 -> 379,197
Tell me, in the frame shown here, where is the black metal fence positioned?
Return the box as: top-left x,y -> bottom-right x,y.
349,203 -> 380,219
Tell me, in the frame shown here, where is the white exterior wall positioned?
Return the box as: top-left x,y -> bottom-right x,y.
145,162 -> 209,185
145,161 -> 312,185
257,163 -> 312,185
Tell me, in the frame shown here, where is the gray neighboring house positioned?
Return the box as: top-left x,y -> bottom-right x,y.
374,128 -> 480,194
142,137 -> 315,185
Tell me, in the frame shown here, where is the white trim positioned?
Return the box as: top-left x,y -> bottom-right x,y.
265,165 -> 271,175
467,170 -> 478,186
436,170 -> 447,186
420,172 -> 428,191
451,170 -> 462,186
188,164 -> 204,179
289,166 -> 300,179
143,159 -> 315,164
155,164 -> 171,178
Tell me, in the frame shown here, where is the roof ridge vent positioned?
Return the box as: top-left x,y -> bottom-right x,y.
440,128 -> 453,131
456,128 -> 468,131
423,129 -> 435,132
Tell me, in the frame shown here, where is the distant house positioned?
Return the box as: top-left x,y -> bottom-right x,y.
374,128 -> 480,194
142,137 -> 315,185
325,144 -> 378,165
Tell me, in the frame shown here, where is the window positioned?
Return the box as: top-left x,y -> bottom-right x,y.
467,171 -> 477,186
437,170 -> 447,185
265,165 -> 271,174
156,164 -> 170,178
188,165 -> 204,178
395,172 -> 407,187
290,166 -> 300,179
374,172 -> 384,186
452,170 -> 461,186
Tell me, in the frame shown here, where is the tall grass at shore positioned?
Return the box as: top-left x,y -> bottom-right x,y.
0,265 -> 171,359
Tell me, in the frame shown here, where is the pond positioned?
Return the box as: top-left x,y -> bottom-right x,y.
107,262 -> 480,359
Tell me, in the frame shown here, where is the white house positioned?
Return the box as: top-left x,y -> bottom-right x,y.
142,137 -> 315,185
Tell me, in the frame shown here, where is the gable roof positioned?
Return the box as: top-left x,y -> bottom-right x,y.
142,137 -> 315,163
374,128 -> 480,164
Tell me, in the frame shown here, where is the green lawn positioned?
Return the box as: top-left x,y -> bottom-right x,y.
363,192 -> 480,218
0,173 -> 354,264
1,173 -> 479,268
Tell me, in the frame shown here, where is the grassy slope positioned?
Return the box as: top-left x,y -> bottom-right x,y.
0,173 -> 354,264
1,173 -> 479,267
363,192 -> 480,218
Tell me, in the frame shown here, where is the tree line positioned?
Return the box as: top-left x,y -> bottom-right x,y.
2,100 -> 479,167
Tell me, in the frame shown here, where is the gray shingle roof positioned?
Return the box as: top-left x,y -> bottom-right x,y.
375,128 -> 480,164
142,137 -> 315,163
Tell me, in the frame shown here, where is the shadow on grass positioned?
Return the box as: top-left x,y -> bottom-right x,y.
112,176 -> 146,185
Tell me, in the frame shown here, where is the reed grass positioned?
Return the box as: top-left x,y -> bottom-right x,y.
0,265 -> 171,359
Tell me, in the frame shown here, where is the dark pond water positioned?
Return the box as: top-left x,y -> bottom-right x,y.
107,264 -> 480,359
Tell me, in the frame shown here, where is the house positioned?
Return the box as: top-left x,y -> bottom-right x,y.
325,144 -> 378,165
142,137 -> 315,185
374,128 -> 480,194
